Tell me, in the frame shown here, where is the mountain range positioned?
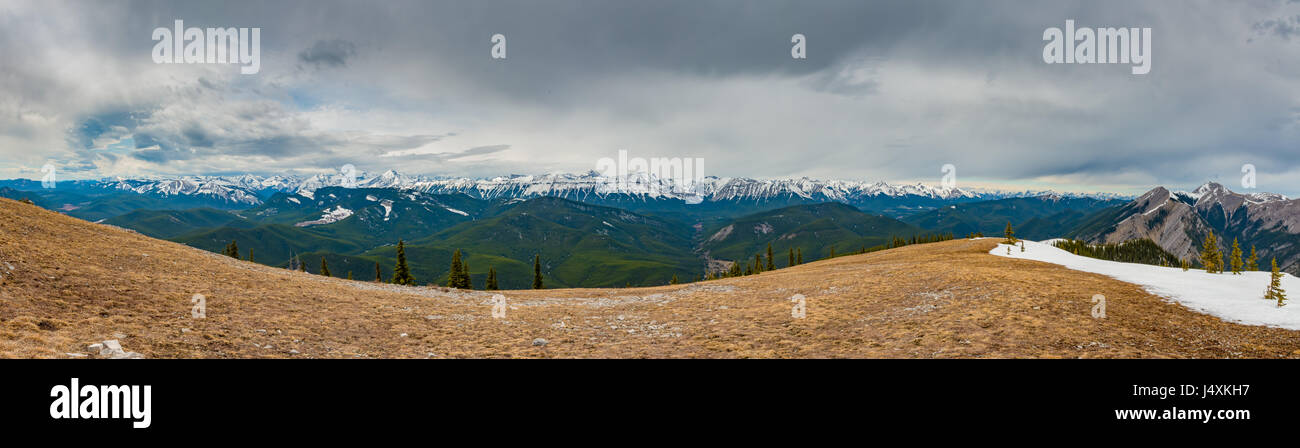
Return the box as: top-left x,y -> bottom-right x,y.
11,171 -> 1300,286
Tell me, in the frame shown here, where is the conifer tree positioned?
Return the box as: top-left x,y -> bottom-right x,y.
298,256 -> 306,272
788,248 -> 795,267
391,240 -> 415,285
374,262 -> 382,283
1266,258 -> 1288,307
754,254 -> 763,273
1003,222 -> 1016,244
248,248 -> 254,263
486,267 -> 499,290
463,261 -> 472,290
796,248 -> 803,265
1181,258 -> 1190,271
447,249 -> 469,288
1247,245 -> 1259,271
320,256 -> 331,277
1200,231 -> 1221,274
728,261 -> 742,277
829,246 -> 835,258
346,271 -> 353,280
670,274 -> 678,285
1230,238 -> 1243,275
532,255 -> 543,289
766,244 -> 775,271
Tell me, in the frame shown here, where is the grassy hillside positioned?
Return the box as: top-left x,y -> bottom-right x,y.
6,196 -> 1300,358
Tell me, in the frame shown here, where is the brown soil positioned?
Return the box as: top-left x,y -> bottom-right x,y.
2,197 -> 1297,358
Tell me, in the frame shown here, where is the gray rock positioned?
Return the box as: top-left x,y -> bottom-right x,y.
532,338 -> 548,346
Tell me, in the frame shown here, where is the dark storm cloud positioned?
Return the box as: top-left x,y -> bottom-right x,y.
1,0 -> 1299,194
298,39 -> 357,68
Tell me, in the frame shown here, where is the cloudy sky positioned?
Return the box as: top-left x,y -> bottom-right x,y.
1,0 -> 1297,195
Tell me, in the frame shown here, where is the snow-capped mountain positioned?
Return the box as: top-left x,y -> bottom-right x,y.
38,170 -> 1129,213
1076,182 -> 1300,274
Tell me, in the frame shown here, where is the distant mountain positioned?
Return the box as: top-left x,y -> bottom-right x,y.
903,195 -> 1126,240
1070,182 -> 1300,274
2,171 -> 1128,219
699,202 -> 923,266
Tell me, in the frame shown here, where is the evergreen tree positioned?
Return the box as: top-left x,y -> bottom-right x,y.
298,256 -> 306,272
766,244 -> 775,271
754,254 -> 763,273
1266,258 -> 1288,307
1181,259 -> 1190,271
728,261 -> 742,277
670,274 -> 679,285
1200,231 -> 1221,274
796,248 -> 803,265
788,248 -> 795,267
374,262 -> 382,283
485,267 -> 499,290
1230,238 -> 1243,274
1003,222 -> 1016,243
532,255 -> 543,289
224,240 -> 240,258
829,246 -> 835,258
447,249 -> 470,288
248,248 -> 254,263
346,271 -> 353,280
1247,245 -> 1259,271
391,240 -> 415,285
320,256 -> 331,277
463,261 -> 472,290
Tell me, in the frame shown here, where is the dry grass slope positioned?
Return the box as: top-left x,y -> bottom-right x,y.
1,197 -> 1297,358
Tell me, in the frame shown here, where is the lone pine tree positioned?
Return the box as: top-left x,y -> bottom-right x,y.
1230,238 -> 1243,275
670,274 -> 679,285
247,248 -> 254,263
374,262 -> 382,282
1266,258 -> 1288,307
1247,245 -> 1259,271
447,249 -> 470,289
1200,231 -> 1221,274
485,267 -> 499,290
766,244 -> 775,271
320,257 -> 331,277
787,248 -> 795,267
532,255 -> 543,289
1003,222 -> 1016,244
796,248 -> 803,265
391,240 -> 415,285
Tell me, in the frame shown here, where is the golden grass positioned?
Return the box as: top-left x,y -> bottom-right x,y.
1,197 -> 1297,358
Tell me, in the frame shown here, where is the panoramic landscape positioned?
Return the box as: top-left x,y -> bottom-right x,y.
1,0 -> 1298,363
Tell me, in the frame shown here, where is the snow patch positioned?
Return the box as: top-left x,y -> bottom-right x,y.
286,197 -> 301,205
444,207 -> 469,216
992,240 -> 1300,330
295,206 -> 354,227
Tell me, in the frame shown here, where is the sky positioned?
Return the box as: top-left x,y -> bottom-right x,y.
0,0 -> 1297,195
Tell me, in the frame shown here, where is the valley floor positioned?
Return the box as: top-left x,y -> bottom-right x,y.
2,197 -> 1299,358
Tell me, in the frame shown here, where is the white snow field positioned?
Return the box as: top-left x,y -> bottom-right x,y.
991,239 -> 1300,330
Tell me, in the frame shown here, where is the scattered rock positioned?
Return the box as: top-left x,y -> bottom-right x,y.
112,332 -> 127,339
399,333 -> 408,338
289,349 -> 300,354
532,338 -> 548,346
180,328 -> 192,333
65,353 -> 87,358
96,339 -> 143,359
